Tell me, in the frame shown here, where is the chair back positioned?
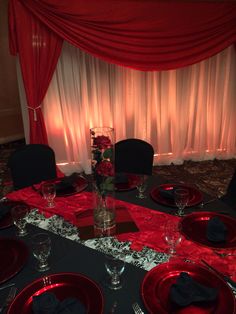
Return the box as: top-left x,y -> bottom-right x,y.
220,170 -> 236,207
8,144 -> 57,190
115,138 -> 154,175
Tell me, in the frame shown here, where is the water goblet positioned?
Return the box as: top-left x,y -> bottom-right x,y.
174,188 -> 189,216
32,233 -> 51,272
136,175 -> 148,199
164,220 -> 182,257
42,182 -> 56,208
11,204 -> 29,236
104,254 -> 126,290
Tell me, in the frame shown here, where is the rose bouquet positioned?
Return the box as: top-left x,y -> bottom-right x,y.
90,127 -> 115,230
91,133 -> 114,196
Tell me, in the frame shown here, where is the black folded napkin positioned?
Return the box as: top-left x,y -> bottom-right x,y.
32,292 -> 86,314
206,217 -> 227,243
0,202 -> 12,219
159,187 -> 177,200
115,173 -> 129,184
170,272 -> 218,307
59,298 -> 86,314
55,173 -> 79,193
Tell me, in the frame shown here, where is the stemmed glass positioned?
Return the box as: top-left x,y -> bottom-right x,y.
42,183 -> 56,208
11,204 -> 29,236
136,175 -> 148,199
164,220 -> 182,257
174,188 -> 189,216
104,254 -> 126,290
32,233 -> 51,272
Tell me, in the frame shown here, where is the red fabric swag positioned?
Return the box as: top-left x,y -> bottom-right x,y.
8,0 -> 236,143
10,0 -> 236,71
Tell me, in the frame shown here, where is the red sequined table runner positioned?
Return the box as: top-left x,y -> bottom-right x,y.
7,187 -> 236,280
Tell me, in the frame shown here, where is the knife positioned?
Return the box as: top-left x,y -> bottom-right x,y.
201,259 -> 236,290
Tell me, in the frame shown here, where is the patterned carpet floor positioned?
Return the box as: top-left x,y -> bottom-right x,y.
153,159 -> 236,198
1,139 -> 236,198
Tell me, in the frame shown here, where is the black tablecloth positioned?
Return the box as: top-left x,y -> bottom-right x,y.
1,174 -> 235,314
115,175 -> 235,218
0,224 -> 147,314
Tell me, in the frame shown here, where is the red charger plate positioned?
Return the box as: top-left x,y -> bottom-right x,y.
180,212 -> 236,249
141,261 -> 236,314
150,183 -> 203,207
0,237 -> 28,284
0,212 -> 12,229
55,175 -> 88,197
34,175 -> 88,197
115,174 -> 141,192
7,272 -> 104,314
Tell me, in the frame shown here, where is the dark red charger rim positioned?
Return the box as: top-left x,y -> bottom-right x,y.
7,272 -> 104,314
141,261 -> 236,314
150,183 -> 203,207
180,211 -> 236,249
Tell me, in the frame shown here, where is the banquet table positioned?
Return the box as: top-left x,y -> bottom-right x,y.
1,174 -> 236,313
0,224 -> 148,314
115,175 -> 236,218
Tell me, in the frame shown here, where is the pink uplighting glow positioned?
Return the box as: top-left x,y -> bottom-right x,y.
40,44 -> 236,172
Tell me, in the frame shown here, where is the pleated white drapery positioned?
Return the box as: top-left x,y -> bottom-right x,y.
39,43 -> 236,174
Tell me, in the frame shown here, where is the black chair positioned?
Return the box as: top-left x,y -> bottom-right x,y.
8,144 -> 57,190
115,138 -> 154,175
220,170 -> 236,207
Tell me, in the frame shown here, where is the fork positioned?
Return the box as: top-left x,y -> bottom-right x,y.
132,302 -> 144,314
0,286 -> 17,313
0,283 -> 15,291
199,197 -> 218,208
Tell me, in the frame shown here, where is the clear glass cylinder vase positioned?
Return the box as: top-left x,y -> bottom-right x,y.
90,127 -> 116,235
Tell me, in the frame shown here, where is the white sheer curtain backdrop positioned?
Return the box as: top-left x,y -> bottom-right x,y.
40,42 -> 236,174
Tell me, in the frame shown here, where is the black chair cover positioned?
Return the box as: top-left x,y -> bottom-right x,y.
115,138 -> 154,175
220,170 -> 236,208
8,144 -> 57,190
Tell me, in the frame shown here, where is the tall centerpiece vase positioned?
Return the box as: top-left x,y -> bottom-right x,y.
90,127 -> 116,236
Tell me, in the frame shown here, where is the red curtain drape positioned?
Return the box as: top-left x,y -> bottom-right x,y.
8,0 -> 236,143
9,0 -> 63,144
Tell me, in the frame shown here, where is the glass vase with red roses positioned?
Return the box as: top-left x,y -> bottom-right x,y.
90,127 -> 116,234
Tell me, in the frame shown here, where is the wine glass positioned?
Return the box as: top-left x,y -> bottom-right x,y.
164,220 -> 182,256
174,188 -> 189,216
42,183 -> 56,207
32,233 -> 51,272
104,254 -> 126,290
136,175 -> 148,199
11,204 -> 29,236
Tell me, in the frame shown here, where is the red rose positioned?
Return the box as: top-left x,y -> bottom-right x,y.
96,160 -> 114,176
93,135 -> 111,149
